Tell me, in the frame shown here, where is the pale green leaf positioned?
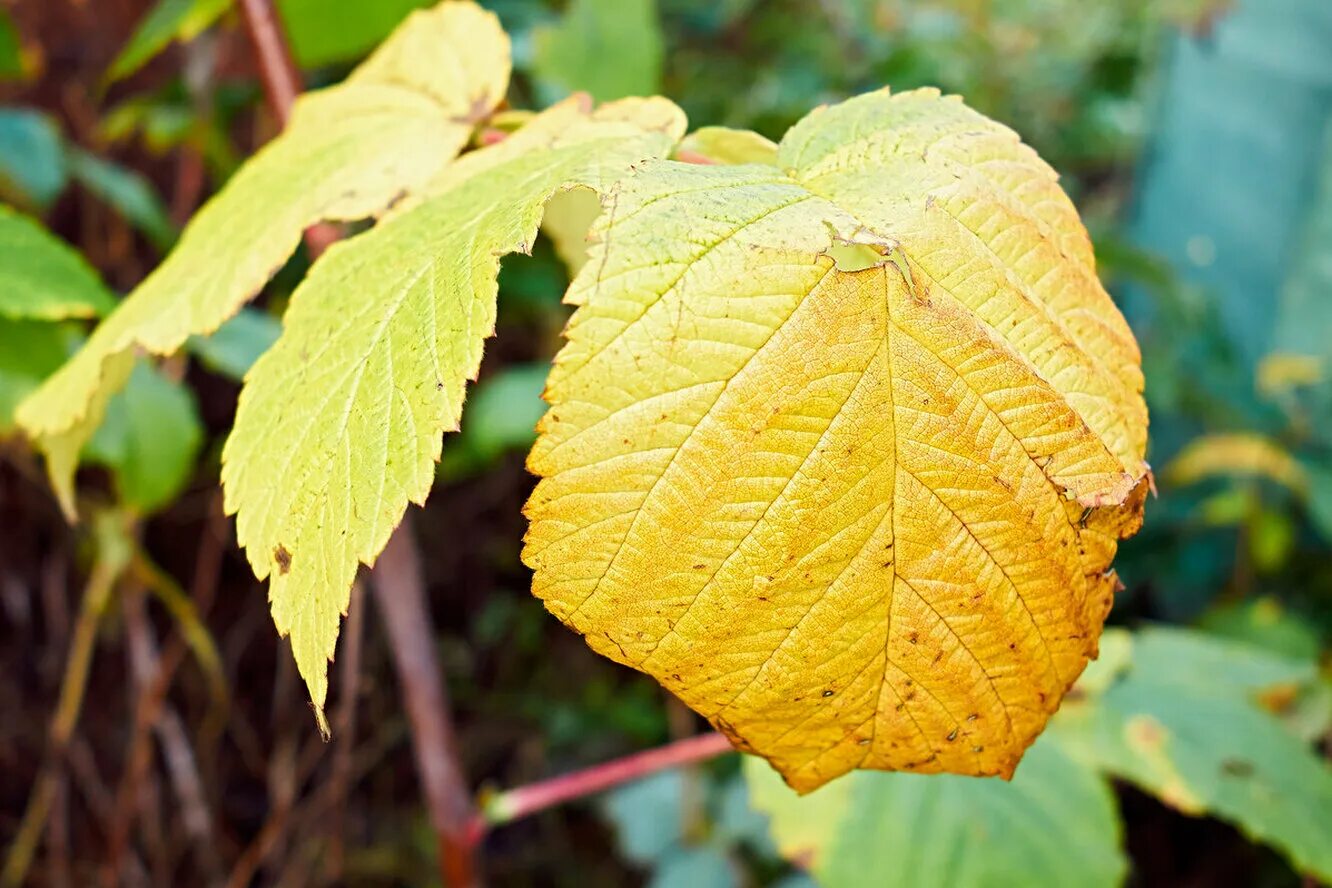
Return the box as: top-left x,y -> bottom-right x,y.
16,0 -> 511,518
676,126 -> 778,165
221,95 -> 686,724
539,185 -> 601,276
86,361 -> 203,514
1051,626 -> 1332,880
532,0 -> 663,102
104,0 -> 232,86
745,736 -> 1127,888
0,204 -> 116,321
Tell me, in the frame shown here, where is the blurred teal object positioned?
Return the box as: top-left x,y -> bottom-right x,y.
67,149 -> 176,252
189,308 -> 281,381
0,108 -> 67,211
1130,0 -> 1332,372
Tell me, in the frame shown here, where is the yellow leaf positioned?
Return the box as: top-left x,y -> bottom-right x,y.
1166,432 -> 1307,496
524,87 -> 1149,791
16,0 -> 509,518
222,95 -> 686,727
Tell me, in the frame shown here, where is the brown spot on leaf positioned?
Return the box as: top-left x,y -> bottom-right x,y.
274,545 -> 292,574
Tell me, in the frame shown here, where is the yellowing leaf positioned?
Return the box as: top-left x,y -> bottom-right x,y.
1165,432 -> 1308,496
16,0 -> 509,518
222,95 -> 686,726
675,126 -> 779,166
524,87 -> 1149,791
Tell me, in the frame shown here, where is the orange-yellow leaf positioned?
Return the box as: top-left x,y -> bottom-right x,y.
523,87 -> 1149,792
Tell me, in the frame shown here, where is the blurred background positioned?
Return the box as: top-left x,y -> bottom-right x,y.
2,0 -> 1332,885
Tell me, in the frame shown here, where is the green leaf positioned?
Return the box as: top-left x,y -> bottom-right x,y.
85,361 -> 202,514
276,0 -> 432,69
189,308 -> 281,381
0,321 -> 75,434
104,0 -> 232,86
0,7 -> 23,81
1051,626 -> 1332,881
532,0 -> 664,102
745,736 -> 1127,888
67,149 -> 176,252
0,204 -> 116,321
16,0 -> 511,519
221,95 -> 685,726
439,363 -> 549,479
0,108 -> 67,211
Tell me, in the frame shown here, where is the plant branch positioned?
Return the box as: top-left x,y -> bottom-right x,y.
235,0 -> 340,256
371,516 -> 479,887
476,732 -> 735,834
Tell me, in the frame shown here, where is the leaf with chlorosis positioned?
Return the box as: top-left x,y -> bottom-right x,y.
745,735 -> 1126,888
0,204 -> 115,321
16,0 -> 510,518
524,87 -> 1150,791
221,95 -> 687,727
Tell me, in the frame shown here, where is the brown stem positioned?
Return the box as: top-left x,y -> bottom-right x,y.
371,516 -> 479,887
477,733 -> 734,834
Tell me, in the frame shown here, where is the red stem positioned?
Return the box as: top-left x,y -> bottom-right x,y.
477,733 -> 734,834
237,0 -> 300,125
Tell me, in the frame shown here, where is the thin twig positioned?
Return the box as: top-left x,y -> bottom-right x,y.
477,733 -> 734,834
372,516 -> 480,887
2,519 -> 127,887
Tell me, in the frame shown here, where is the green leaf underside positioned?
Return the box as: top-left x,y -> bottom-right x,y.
15,1 -> 511,518
1051,627 -> 1332,881
221,95 -> 686,725
0,321 -> 75,433
745,736 -> 1126,888
86,361 -> 203,514
0,204 -> 116,321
